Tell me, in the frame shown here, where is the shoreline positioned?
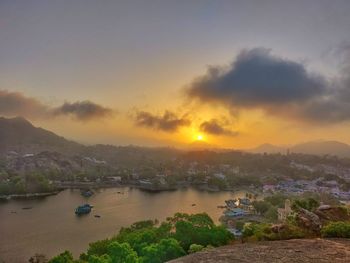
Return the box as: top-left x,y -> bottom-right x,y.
0,182 -> 261,200
0,190 -> 61,200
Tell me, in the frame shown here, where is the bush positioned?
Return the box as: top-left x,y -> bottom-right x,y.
243,223 -> 305,241
321,221 -> 350,238
49,251 -> 74,263
188,244 -> 204,254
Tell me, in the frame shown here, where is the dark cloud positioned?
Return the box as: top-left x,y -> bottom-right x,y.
199,119 -> 238,136
53,101 -> 113,121
0,89 -> 113,121
0,90 -> 50,118
186,48 -> 350,123
134,110 -> 191,132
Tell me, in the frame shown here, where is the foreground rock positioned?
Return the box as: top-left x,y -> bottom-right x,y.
169,238 -> 350,263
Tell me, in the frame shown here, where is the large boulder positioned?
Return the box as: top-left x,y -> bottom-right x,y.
314,206 -> 350,223
295,208 -> 322,233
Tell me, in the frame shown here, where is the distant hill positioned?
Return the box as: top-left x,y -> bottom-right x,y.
249,143 -> 287,154
0,116 -> 85,156
291,140 -> 350,157
2,116 -> 350,162
0,116 -> 181,166
250,140 -> 350,157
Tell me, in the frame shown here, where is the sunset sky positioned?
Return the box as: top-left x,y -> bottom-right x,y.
1,0 -> 350,148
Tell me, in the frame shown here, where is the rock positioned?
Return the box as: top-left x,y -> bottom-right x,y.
270,224 -> 286,233
295,208 -> 322,233
318,205 -> 331,211
315,206 -> 350,223
168,239 -> 350,263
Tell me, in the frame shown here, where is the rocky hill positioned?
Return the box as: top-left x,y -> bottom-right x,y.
0,116 -> 85,156
169,238 -> 350,263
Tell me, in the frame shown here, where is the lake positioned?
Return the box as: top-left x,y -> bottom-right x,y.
0,187 -> 248,262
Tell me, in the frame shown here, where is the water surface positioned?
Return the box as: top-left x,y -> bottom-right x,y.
0,187 -> 247,262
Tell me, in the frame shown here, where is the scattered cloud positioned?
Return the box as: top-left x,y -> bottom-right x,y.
53,101 -> 113,121
0,89 -> 113,121
0,90 -> 50,119
199,118 -> 238,136
186,47 -> 350,123
134,110 -> 191,132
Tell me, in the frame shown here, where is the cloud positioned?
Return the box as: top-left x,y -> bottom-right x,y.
199,119 -> 238,136
0,89 -> 113,121
53,101 -> 113,121
186,48 -> 350,123
0,90 -> 50,118
134,110 -> 191,132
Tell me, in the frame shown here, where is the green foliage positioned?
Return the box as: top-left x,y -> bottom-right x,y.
252,200 -> 271,215
85,239 -> 111,258
51,213 -> 234,263
169,213 -> 233,250
141,238 -> 185,263
88,254 -> 112,263
264,206 -> 278,222
321,221 -> 350,238
264,193 -> 288,207
292,198 -> 319,212
108,242 -> 139,263
243,223 -> 305,241
207,177 -> 226,190
188,244 -> 204,254
116,221 -> 170,255
49,251 -> 74,263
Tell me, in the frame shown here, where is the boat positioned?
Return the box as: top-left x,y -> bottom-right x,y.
75,204 -> 93,215
81,189 -> 94,197
94,215 -> 101,218
191,203 -> 196,206
22,207 -> 33,210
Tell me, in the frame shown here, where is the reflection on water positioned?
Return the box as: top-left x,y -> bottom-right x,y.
0,187 -> 248,262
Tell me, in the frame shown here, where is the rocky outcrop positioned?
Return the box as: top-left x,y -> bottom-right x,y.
315,206 -> 350,223
295,208 -> 322,233
169,238 -> 350,263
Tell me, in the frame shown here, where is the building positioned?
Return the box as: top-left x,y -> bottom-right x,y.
277,199 -> 292,221
224,208 -> 246,218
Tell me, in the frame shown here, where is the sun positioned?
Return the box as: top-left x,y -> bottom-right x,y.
196,134 -> 204,141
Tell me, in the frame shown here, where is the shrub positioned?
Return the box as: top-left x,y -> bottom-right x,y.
188,244 -> 204,254
321,221 -> 350,238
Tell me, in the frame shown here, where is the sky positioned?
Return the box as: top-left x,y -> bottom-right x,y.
1,0 -> 350,149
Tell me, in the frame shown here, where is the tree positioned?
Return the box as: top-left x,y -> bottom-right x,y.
88,254 -> 112,263
252,200 -> 271,215
49,251 -> 74,263
85,239 -> 111,258
107,242 -> 139,263
141,238 -> 185,263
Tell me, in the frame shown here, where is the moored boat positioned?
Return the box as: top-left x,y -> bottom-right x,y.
75,204 -> 93,215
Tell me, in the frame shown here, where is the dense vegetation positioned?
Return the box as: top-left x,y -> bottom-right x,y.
49,213 -> 233,263
321,221 -> 350,238
0,172 -> 54,195
242,193 -> 349,242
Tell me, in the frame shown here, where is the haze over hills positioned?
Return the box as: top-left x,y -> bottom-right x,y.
0,116 -> 181,167
2,116 -> 350,159
250,140 -> 350,158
